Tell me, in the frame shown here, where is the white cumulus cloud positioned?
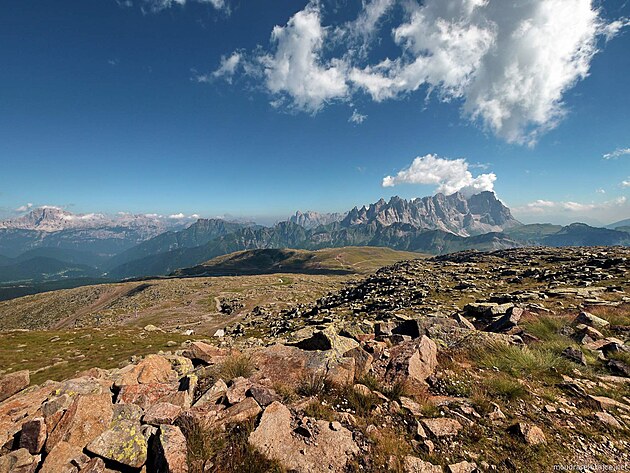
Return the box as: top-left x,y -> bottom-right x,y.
15,203 -> 34,212
258,3 -> 349,112
213,0 -> 627,144
382,154 -> 496,197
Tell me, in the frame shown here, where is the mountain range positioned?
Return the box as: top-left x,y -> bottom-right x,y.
0,192 -> 628,294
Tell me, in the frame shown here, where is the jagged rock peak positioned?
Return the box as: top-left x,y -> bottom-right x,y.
341,191 -> 520,237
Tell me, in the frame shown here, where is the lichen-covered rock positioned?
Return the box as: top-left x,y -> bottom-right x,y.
574,311 -> 610,329
86,419 -> 148,469
249,401 -> 358,473
0,370 -> 29,403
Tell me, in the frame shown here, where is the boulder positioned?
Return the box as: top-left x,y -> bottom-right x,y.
485,307 -> 523,333
0,383 -> 60,448
248,385 -> 280,407
403,455 -> 443,473
116,383 -> 180,410
112,403 -> 144,423
507,422 -> 546,446
608,360 -> 630,377
226,377 -> 252,405
0,448 -> 40,473
40,441 -> 83,473
181,342 -> 228,365
142,402 -> 182,426
386,336 -> 438,386
574,311 -> 609,329
288,325 -> 359,356
151,425 -> 188,473
421,418 -> 462,438
80,457 -> 106,473
86,420 -> 148,469
45,393 -> 113,453
594,411 -> 622,429
0,370 -> 29,402
18,417 -> 47,454
113,355 -> 177,387
249,401 -> 359,473
193,379 -> 228,407
218,397 -> 261,425
344,347 -> 373,378
249,345 -> 334,388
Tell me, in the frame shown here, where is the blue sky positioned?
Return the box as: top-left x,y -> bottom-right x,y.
1,0 -> 629,225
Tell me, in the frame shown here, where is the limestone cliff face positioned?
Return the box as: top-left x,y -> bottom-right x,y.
341,191 -> 520,236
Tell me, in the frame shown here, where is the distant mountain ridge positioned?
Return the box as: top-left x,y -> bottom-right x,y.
288,211 -> 346,229
342,192 -> 520,236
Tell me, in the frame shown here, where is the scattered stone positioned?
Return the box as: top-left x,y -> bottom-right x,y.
421,418 -> 462,438
226,377 -> 252,405
574,311 -> 610,329
194,379 -> 228,407
485,307 -> 523,332
403,455 -> 443,473
387,336 -> 438,386
448,461 -> 478,473
248,385 -> 280,407
594,411 -> 622,429
561,347 -> 587,366
507,422 -> 546,446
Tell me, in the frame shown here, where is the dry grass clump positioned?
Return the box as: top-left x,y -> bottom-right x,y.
218,353 -> 255,381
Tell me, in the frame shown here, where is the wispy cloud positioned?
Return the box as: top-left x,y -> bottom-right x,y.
603,147 -> 630,160
514,196 -> 628,216
349,110 -> 367,124
382,154 -> 496,197
15,203 -> 33,212
122,0 -> 229,14
210,0 -> 628,145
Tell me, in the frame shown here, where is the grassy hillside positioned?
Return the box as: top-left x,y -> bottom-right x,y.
174,246 -> 422,277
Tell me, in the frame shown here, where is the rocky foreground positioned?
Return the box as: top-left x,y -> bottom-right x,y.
1,247 -> 630,472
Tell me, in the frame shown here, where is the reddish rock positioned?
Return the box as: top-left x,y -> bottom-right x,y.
193,379 -> 227,407
0,448 -> 40,473
218,397 -> 261,425
0,383 -> 59,449
182,342 -> 228,365
80,457 -> 106,473
152,425 -> 188,473
19,417 -> 47,454
248,384 -> 279,407
45,393 -> 113,453
226,377 -> 252,405
0,370 -> 30,403
143,402 -> 182,426
345,346 -> 374,378
249,401 -> 358,473
116,383 -> 180,410
39,441 -> 83,473
387,336 -> 438,386
403,455 -> 442,473
114,355 -> 178,387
